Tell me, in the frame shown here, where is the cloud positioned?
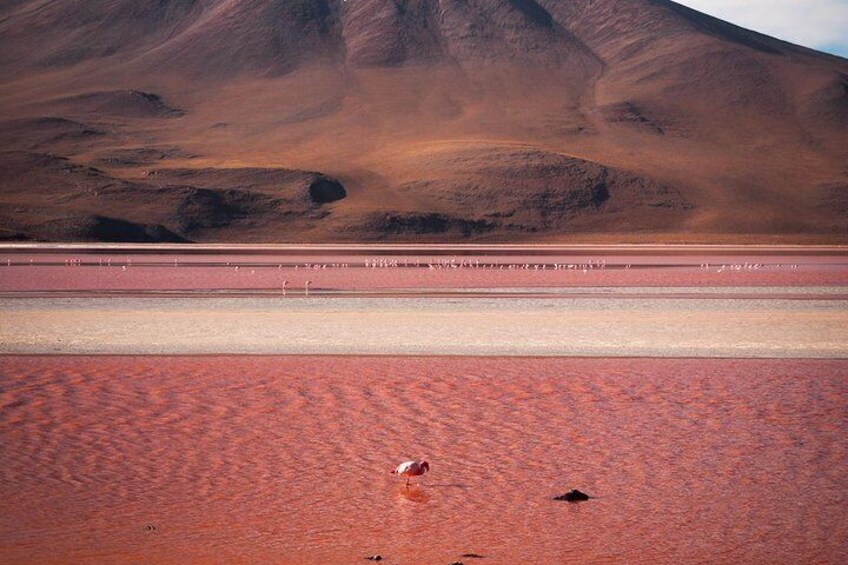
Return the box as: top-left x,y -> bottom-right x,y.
675,0 -> 848,57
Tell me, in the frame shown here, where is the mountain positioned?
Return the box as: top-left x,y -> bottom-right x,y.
1,0 -> 846,242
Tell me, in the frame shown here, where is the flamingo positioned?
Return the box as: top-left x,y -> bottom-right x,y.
391,459 -> 430,488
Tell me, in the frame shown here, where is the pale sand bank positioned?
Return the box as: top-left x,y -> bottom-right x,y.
2,295 -> 846,357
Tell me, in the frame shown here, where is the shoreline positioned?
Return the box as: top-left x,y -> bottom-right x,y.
3,243 -> 848,251
2,246 -> 845,358
2,353 -> 846,361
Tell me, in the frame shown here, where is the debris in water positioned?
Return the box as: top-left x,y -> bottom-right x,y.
554,489 -> 591,502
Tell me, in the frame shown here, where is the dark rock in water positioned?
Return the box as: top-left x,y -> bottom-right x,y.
364,556 -> 383,561
449,562 -> 465,565
461,554 -> 485,558
554,489 -> 591,502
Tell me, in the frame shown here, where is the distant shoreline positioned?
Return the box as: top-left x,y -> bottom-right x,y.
2,246 -> 845,358
2,243 -> 848,254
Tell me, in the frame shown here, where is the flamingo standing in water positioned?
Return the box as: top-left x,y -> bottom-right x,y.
392,459 -> 430,488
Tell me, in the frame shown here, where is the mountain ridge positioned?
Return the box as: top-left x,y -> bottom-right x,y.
0,0 -> 846,242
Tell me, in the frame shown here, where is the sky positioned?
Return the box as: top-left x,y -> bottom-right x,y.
675,0 -> 848,58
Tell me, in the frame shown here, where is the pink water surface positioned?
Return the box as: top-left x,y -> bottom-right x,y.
1,250 -> 846,293
1,356 -> 846,564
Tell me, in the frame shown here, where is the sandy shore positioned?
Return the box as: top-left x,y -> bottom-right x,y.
2,294 -> 846,357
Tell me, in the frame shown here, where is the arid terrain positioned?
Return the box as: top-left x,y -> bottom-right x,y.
1,0 -> 847,242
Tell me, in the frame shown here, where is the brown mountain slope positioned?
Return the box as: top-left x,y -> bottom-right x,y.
0,0 -> 846,243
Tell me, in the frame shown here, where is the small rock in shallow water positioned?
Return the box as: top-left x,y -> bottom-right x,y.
554,489 -> 591,502
364,556 -> 383,561
461,554 -> 485,559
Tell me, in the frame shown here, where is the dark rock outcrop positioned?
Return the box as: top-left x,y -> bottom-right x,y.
307,176 -> 346,204
54,90 -> 184,118
34,214 -> 189,243
0,117 -> 105,153
356,212 -> 496,238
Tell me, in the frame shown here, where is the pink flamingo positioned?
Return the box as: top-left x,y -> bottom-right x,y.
391,459 -> 430,488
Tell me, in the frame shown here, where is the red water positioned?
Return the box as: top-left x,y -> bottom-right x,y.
2,249 -> 847,293
1,356 -> 846,564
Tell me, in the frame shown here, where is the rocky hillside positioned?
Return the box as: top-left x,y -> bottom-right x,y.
1,0 -> 846,242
